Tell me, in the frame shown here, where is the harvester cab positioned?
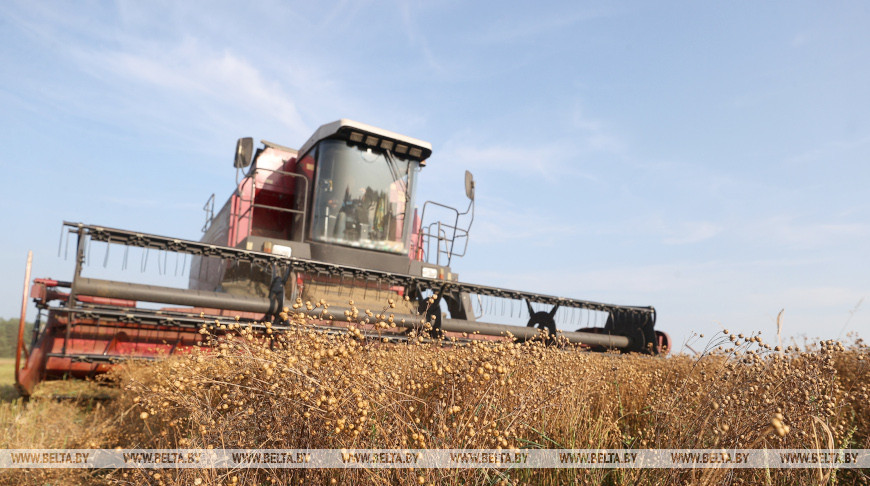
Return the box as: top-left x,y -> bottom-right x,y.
14,119 -> 670,396
192,119 -> 474,323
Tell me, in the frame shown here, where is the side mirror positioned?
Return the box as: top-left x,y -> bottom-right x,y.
464,170 -> 475,201
234,137 -> 254,169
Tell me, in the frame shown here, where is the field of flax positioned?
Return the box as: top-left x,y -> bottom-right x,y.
1,300 -> 869,485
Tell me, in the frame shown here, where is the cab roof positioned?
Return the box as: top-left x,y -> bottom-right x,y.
297,119 -> 433,163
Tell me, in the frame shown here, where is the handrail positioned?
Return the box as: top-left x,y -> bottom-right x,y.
235,165 -> 309,243
417,198 -> 473,266
201,193 -> 215,233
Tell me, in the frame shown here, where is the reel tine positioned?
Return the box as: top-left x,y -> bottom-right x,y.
122,246 -> 129,271
103,242 -> 110,268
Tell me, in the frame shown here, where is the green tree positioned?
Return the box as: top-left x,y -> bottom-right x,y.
0,318 -> 33,358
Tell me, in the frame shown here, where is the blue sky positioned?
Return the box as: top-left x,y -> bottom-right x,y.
1,1 -> 868,349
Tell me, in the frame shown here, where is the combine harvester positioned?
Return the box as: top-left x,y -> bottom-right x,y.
15,119 -> 669,395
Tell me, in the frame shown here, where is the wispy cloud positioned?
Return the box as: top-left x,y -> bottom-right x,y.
436,102 -> 627,182
570,103 -> 628,156
100,196 -> 201,211
73,39 -> 311,137
744,215 -> 870,250
784,135 -> 870,167
790,32 -> 811,48
3,1 -> 363,154
438,141 -> 598,183
749,286 -> 866,309
469,197 -> 583,246
395,0 -> 444,74
470,6 -> 626,44
661,221 -> 724,245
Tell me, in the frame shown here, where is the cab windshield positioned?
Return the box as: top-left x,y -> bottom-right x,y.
310,139 -> 418,254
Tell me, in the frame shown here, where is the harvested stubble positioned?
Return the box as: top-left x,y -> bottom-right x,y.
4,307 -> 870,486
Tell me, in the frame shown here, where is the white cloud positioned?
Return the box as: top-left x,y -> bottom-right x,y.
661,221 -> 723,245
440,142 -> 588,182
436,104 -> 625,183
790,32 -> 811,48
396,0 -> 444,74
570,104 -> 627,156
749,286 -> 866,310
470,201 -> 582,246
72,39 -> 311,138
746,216 -> 870,250
784,135 -> 870,167
100,196 -> 201,211
470,6 -> 625,44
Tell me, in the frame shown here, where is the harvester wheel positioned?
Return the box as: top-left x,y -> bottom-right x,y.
417,298 -> 443,338
406,284 -> 444,338
525,301 -> 558,341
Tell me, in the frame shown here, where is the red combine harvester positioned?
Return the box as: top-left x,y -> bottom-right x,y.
15,120 -> 669,395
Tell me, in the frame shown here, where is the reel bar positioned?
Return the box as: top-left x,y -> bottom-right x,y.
440,319 -> 630,348
64,279 -> 635,348
44,304 -> 544,352
74,277 -> 271,314
65,222 -> 655,316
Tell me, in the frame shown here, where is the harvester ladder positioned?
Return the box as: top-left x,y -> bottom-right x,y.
234,164 -> 309,244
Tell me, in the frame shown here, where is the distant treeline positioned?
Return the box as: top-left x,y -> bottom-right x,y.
0,318 -> 34,358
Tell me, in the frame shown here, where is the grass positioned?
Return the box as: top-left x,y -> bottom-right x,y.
0,358 -> 17,402
0,358 -> 117,485
0,303 -> 868,485
0,358 -> 15,383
